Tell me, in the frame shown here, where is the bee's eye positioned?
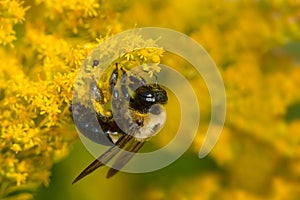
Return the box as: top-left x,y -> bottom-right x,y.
129,84 -> 167,113
138,91 -> 155,103
133,86 -> 154,100
140,91 -> 153,98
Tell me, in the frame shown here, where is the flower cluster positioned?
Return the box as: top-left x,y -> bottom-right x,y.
0,0 -> 29,46
1,0 -> 300,199
0,0 -> 113,199
0,27 -> 90,200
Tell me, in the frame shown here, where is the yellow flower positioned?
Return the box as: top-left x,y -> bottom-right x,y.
15,173 -> 28,187
0,0 -> 29,46
1,0 -> 300,199
10,144 -> 22,153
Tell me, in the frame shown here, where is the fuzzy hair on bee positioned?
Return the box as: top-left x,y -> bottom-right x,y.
72,62 -> 168,183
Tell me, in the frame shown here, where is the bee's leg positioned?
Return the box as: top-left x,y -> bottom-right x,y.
91,80 -> 104,104
108,63 -> 125,110
90,77 -> 116,138
90,79 -> 111,121
109,63 -> 120,94
110,63 -> 129,102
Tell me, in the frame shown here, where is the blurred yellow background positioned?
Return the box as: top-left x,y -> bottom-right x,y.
1,0 -> 300,199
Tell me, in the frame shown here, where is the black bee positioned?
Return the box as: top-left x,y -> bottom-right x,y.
72,63 -> 168,184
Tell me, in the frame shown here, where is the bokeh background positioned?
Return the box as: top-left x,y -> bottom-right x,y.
1,0 -> 300,199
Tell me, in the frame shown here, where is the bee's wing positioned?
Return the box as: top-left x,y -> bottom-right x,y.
72,134 -> 133,184
106,140 -> 145,178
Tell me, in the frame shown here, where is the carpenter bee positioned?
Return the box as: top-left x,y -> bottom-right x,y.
72,62 -> 168,184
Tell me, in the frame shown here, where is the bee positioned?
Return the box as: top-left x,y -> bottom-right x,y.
72,62 -> 168,184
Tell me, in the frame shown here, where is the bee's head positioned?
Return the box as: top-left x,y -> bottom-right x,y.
129,84 -> 168,114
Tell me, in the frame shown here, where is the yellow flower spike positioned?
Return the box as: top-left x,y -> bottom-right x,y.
151,54 -> 160,63
11,144 -> 22,154
138,49 -> 149,61
15,172 -> 28,187
125,53 -> 133,61
0,0 -> 29,46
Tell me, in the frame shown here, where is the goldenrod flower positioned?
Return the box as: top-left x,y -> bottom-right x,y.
1,0 -> 300,199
